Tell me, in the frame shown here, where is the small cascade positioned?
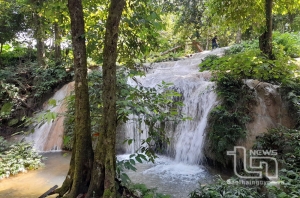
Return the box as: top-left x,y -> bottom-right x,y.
173,84 -> 216,164
124,114 -> 149,153
122,49 -> 225,164
25,82 -> 74,152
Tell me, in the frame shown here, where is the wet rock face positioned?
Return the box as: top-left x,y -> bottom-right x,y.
203,80 -> 295,168
242,80 -> 294,151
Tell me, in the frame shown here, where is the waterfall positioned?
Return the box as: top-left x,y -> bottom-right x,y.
122,49 -> 225,164
173,84 -> 216,164
25,48 -> 225,158
25,82 -> 74,152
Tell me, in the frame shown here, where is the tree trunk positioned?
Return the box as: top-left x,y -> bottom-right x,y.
206,36 -> 209,50
54,0 -> 94,197
259,0 -> 274,59
33,13 -> 46,67
36,37 -> 46,66
86,0 -> 125,197
235,28 -> 242,44
54,22 -> 62,64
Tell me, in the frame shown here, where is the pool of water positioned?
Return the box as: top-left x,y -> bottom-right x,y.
0,152 -> 71,198
118,154 -> 215,198
0,152 -> 228,198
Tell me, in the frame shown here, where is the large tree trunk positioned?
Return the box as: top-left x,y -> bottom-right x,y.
54,0 -> 94,197
86,0 -> 125,197
259,0 -> 274,59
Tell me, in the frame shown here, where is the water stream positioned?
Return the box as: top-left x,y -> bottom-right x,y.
122,50 -> 221,164
25,82 -> 74,151
0,152 -> 71,198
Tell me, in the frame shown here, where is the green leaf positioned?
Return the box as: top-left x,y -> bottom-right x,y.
1,102 -> 13,114
127,139 -> 133,145
130,159 -> 135,165
135,156 -> 142,163
48,99 -> 57,107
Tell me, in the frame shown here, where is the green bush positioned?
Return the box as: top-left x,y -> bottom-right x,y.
273,31 -> 300,58
199,48 -> 297,84
224,44 -> 245,55
254,127 -> 300,197
0,141 -> 44,179
127,183 -> 170,198
0,44 -> 36,67
207,74 -> 256,164
189,176 -> 263,198
200,32 -> 299,84
280,78 -> 300,127
0,136 -> 9,152
32,63 -> 69,97
224,40 -> 259,56
199,55 -> 220,71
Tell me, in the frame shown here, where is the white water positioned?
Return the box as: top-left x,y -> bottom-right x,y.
123,49 -> 225,165
25,82 -> 74,152
117,154 -> 211,198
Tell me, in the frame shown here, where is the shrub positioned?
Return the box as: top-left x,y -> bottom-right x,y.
224,45 -> 245,56
224,40 -> 259,56
280,79 -> 300,127
199,55 -> 220,71
207,74 -> 256,164
0,141 -> 44,179
0,44 -> 36,67
0,136 -> 9,152
32,62 -> 69,97
273,31 -> 300,58
199,48 -> 297,84
127,183 -> 171,198
254,127 -> 300,197
189,176 -> 263,198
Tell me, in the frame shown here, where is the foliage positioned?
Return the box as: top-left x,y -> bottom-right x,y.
224,40 -> 259,56
199,46 -> 297,84
84,0 -> 165,66
206,0 -> 300,33
273,31 -> 300,58
198,55 -> 220,71
0,44 -> 36,66
32,63 -> 69,97
280,78 -> 300,127
0,136 -> 10,152
126,183 -> 170,198
0,141 -> 44,179
189,176 -> 263,198
0,45 -> 70,130
254,127 -> 300,197
0,0 -> 26,48
207,74 -> 256,164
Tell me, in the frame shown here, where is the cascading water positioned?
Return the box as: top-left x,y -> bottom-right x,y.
119,49 -> 226,197
173,83 -> 216,164
25,82 -> 74,152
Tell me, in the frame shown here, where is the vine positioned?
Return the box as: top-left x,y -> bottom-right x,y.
206,74 -> 256,165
